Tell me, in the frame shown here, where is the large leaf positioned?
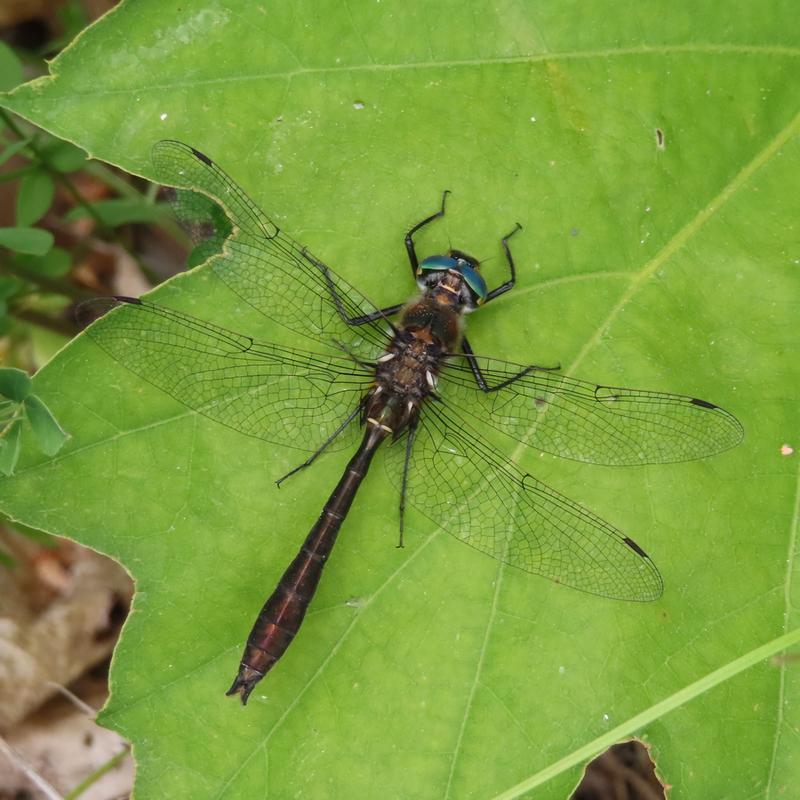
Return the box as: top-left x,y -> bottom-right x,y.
2,1 -> 799,797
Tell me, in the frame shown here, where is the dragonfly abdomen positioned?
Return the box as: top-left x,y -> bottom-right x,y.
227,421 -> 389,704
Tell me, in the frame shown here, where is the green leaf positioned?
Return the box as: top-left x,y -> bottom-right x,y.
174,187 -> 232,266
0,368 -> 31,402
1,2 -> 799,799
23,394 -> 69,456
0,419 -> 22,476
0,227 -> 53,256
0,42 -> 23,92
39,139 -> 86,172
65,198 -> 169,226
0,275 -> 24,299
16,246 -> 72,277
0,138 -> 32,167
16,169 -> 55,226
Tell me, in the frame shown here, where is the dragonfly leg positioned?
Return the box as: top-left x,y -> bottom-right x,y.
460,337 -> 560,392
463,222 -> 560,390
405,190 -> 450,275
275,401 -> 364,487
301,248 -> 403,326
397,420 -> 419,547
340,302 -> 403,326
484,222 -> 522,302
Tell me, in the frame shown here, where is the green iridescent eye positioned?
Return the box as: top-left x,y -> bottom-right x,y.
418,256 -> 487,303
419,255 -> 459,272
459,264 -> 487,302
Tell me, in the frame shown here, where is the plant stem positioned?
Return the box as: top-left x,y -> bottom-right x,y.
10,306 -> 80,337
0,408 -> 23,438
62,745 -> 130,800
83,159 -> 188,244
0,110 -> 159,284
0,259 -> 94,302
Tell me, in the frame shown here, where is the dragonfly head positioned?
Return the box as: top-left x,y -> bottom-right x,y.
417,250 -> 487,311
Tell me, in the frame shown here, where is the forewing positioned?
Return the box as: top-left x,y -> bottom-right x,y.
438,355 -> 743,465
79,298 -> 370,454
151,140 -> 391,359
384,401 -> 663,602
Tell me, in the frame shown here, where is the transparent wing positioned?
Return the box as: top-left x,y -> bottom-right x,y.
79,298 -> 371,453
384,401 -> 663,602
438,355 -> 743,465
151,140 -> 391,360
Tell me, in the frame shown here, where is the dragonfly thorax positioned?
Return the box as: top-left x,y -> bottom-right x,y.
369,328 -> 447,436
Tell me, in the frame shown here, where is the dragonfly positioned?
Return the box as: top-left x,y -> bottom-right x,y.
81,140 -> 743,705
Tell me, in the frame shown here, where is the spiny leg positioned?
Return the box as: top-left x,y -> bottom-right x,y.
404,190 -> 450,276
301,190 -> 451,325
459,338 -> 560,392
485,222 -> 522,303
461,222 -> 523,387
460,338 -> 531,391
301,248 -> 404,326
464,221 -> 559,389
275,401 -> 364,487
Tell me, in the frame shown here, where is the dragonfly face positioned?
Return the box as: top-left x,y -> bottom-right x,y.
417,250 -> 487,310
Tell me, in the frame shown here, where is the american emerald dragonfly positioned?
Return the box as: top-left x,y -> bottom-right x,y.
81,141 -> 743,704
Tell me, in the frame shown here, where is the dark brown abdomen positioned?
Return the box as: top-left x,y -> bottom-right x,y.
227,424 -> 387,704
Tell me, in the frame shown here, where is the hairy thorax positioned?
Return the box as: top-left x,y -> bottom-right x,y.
366,295 -> 463,434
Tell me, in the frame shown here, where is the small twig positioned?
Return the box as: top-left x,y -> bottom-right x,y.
0,259 -> 94,302
46,681 -> 97,717
10,306 -> 82,337
0,733 -> 65,800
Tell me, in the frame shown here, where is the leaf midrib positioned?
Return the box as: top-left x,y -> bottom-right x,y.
10,43 -> 800,102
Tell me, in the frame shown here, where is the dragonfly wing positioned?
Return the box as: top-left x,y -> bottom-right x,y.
438,355 -> 743,465
384,400 -> 663,602
79,298 -> 370,454
151,140 -> 391,360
